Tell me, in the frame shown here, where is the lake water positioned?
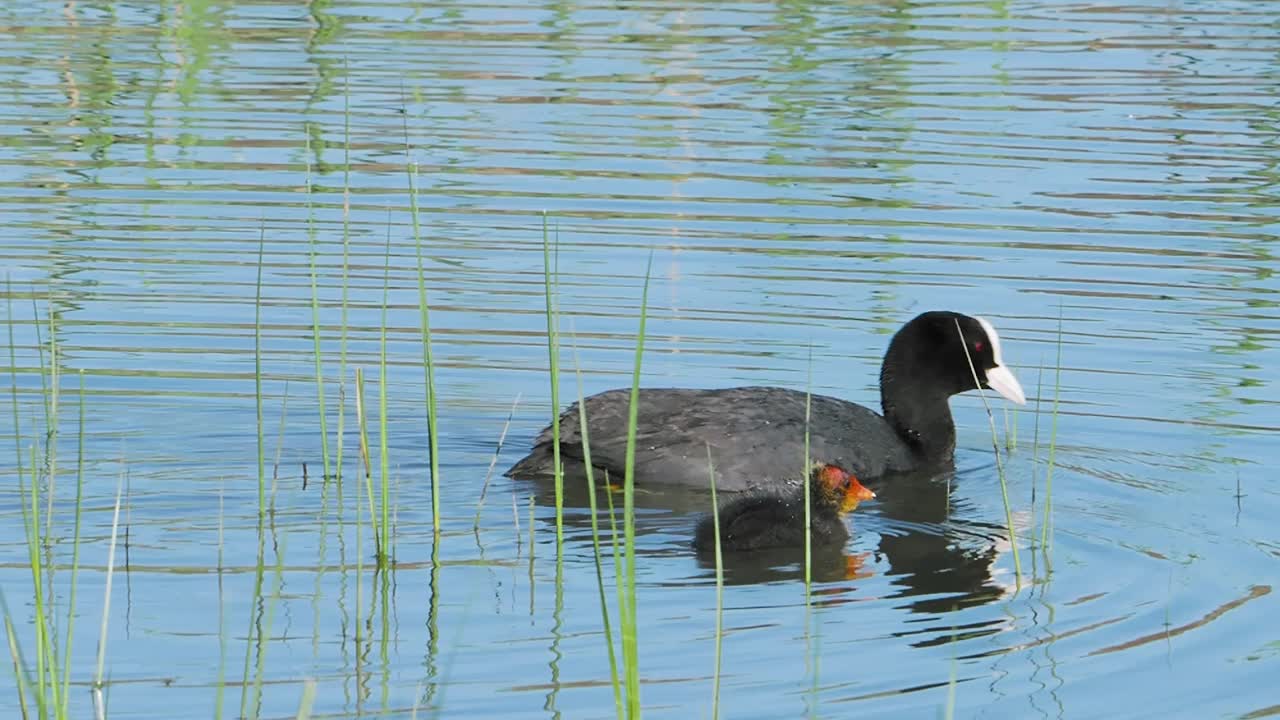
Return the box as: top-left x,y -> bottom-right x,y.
3,0 -> 1279,717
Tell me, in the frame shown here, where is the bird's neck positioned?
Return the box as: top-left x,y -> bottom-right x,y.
880,363 -> 957,462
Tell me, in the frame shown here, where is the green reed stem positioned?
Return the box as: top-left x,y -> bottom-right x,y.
602,470 -> 627,706
570,331 -> 623,719
59,371 -> 86,714
541,213 -> 564,550
1041,311 -> 1064,552
3,587 -> 43,720
336,63 -> 352,486
803,347 -> 814,590
42,292 -> 58,543
30,294 -> 49,432
1031,358 -> 1044,508
270,382 -> 292,519
307,139 -> 333,484
407,163 -> 442,536
7,277 -> 24,521
23,442 -> 54,714
354,368 -> 380,557
620,252 -> 654,717
955,320 -> 1022,588
473,394 -> 521,530
93,470 -> 126,720
295,678 -> 317,720
705,445 -> 724,720
7,279 -> 44,719
1005,402 -> 1017,453
378,224 -> 392,565
20,289 -> 67,720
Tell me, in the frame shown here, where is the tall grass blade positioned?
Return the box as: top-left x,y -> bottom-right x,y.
600,466 -> 629,669
271,381 -> 291,518
59,371 -> 87,714
406,162 -> 443,536
954,319 -> 1022,587
3,588 -> 45,720
30,294 -> 49,435
803,346 -> 813,591
1040,310 -> 1064,552
295,678 -> 318,720
474,393 -> 522,529
1031,358 -> 1044,508
7,275 -> 24,517
7,280 -> 44,720
307,136 -> 333,484
377,222 -> 392,565
21,441 -> 54,714
93,470 -> 127,720
620,252 -> 654,717
569,329 -> 623,719
31,294 -> 63,713
41,292 -> 58,544
354,368 -> 380,558
541,213 -> 564,550
705,445 -> 724,720
336,62 -> 352,487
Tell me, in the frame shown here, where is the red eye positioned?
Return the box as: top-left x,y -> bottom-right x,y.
974,341 -> 985,353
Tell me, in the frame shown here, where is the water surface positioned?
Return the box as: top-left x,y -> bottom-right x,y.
2,1 -> 1279,718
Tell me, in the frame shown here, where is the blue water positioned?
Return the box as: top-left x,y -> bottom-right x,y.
2,0 -> 1279,717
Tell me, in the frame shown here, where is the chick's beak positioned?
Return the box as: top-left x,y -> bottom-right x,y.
847,476 -> 875,502
839,475 -> 876,514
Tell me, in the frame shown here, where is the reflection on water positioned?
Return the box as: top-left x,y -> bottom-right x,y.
2,0 -> 1280,717
866,470 -> 1008,616
528,466 -> 1008,615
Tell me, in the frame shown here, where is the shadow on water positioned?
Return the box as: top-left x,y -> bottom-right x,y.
521,463 -> 1005,614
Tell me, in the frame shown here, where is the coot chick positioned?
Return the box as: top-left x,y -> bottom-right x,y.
506,310 -> 1026,492
692,463 -> 875,553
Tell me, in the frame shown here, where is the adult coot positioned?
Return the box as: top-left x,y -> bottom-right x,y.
506,311 -> 1025,492
692,462 -> 875,553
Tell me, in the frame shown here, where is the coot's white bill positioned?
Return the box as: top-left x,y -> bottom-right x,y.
986,364 -> 1026,405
